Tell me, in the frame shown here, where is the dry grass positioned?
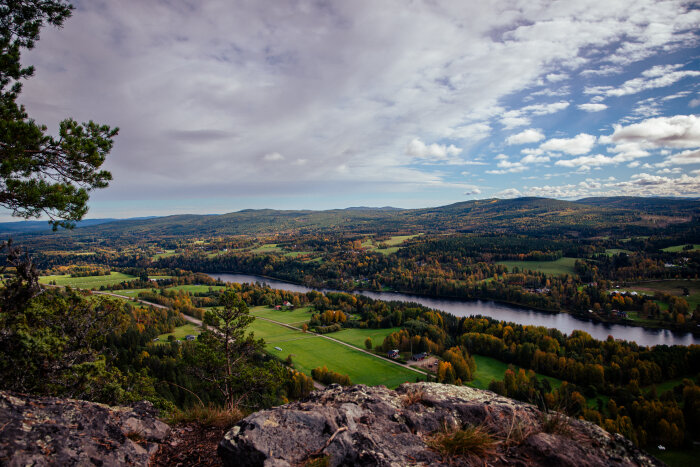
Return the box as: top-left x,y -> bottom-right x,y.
401,388 -> 426,407
166,405 -> 243,429
427,423 -> 498,460
540,410 -> 572,436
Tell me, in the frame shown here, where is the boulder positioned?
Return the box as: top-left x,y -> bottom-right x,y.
219,382 -> 663,467
0,391 -> 170,466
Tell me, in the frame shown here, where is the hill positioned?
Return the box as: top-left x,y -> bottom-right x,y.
6,197 -> 698,242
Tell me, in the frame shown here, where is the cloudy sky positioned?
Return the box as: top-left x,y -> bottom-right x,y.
12,0 -> 700,219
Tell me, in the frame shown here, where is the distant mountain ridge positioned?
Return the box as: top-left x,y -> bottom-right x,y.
3,197 -> 698,239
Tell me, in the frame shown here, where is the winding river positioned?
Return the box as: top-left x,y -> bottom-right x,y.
207,273 -> 700,347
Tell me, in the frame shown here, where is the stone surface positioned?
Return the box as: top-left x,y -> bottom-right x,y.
219,382 -> 663,467
0,391 -> 170,466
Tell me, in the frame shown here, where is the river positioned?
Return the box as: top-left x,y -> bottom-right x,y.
207,273 -> 700,347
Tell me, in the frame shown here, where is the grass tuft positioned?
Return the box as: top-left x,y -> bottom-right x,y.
540,410 -> 572,436
427,423 -> 498,459
401,388 -> 426,407
165,405 -> 243,429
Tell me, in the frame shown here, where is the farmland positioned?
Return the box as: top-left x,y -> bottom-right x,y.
38,272 -> 137,289
497,257 -> 578,275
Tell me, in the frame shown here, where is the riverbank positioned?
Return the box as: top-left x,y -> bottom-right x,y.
207,272 -> 700,347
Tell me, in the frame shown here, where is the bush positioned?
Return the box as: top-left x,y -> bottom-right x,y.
311,366 -> 352,386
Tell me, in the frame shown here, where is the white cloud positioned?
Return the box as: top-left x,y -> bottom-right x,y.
406,138 -> 462,162
585,65 -> 700,98
263,152 -> 285,161
540,133 -> 597,155
463,187 -> 482,196
506,128 -> 545,145
521,154 -> 550,164
495,188 -> 522,198
555,154 -> 616,168
578,103 -> 608,112
664,148 -> 700,165
546,73 -> 568,83
607,115 -> 700,148
500,101 -> 569,128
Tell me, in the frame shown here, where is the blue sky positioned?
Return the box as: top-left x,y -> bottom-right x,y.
8,0 -> 700,220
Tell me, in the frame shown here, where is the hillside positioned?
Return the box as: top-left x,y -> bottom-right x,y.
5,197 -> 698,242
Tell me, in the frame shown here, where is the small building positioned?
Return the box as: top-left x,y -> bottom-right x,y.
412,352 -> 428,361
283,301 -> 293,308
185,335 -> 196,341
274,346 -> 283,351
387,349 -> 399,359
274,305 -> 282,310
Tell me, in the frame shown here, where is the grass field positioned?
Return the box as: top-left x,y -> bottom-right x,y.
661,244 -> 700,253
166,284 -> 226,293
605,249 -> 633,256
251,306 -> 314,325
156,323 -> 201,341
153,249 -> 177,259
332,327 -> 401,349
620,280 -> 699,310
106,288 -> 156,298
468,355 -> 562,391
361,234 -> 421,255
248,318 -> 421,388
497,257 -> 578,275
39,272 -> 137,289
249,244 -> 284,254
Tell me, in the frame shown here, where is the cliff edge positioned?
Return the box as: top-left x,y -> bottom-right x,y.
219,382 -> 663,467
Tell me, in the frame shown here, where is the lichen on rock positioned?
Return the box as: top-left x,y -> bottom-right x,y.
218,382 -> 664,467
0,391 -> 170,466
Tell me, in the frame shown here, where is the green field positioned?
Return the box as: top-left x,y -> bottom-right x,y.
605,249 -> 633,256
153,249 -> 177,259
361,234 -> 421,255
251,306 -> 314,325
498,257 -> 578,275
39,272 -> 137,289
332,327 -> 401,349
156,323 -> 201,341
621,280 -> 699,310
468,354 -> 562,391
661,244 -> 700,253
249,243 -> 284,254
248,318 -> 421,388
166,284 -> 226,293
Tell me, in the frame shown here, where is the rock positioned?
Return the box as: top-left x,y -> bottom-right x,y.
219,382 -> 663,467
0,391 -> 170,466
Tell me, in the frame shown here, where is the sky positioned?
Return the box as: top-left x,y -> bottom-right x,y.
8,0 -> 700,220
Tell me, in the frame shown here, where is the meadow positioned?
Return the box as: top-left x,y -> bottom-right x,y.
157,323 -> 201,342
39,272 -> 137,289
497,257 -> 578,275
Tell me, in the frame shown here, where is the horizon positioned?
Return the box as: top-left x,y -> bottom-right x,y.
1,194 -> 698,224
4,1 -> 700,221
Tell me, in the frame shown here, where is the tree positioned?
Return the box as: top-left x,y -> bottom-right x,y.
364,337 -> 372,350
190,290 -> 281,410
1,0 -> 117,229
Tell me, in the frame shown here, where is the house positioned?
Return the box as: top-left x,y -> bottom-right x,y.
274,305 -> 282,310
412,352 -> 428,361
185,335 -> 196,341
283,301 -> 293,307
387,349 -> 399,359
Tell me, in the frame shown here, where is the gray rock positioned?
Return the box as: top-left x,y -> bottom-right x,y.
0,391 -> 170,466
219,382 -> 664,467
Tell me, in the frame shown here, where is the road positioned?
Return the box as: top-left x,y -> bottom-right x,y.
83,289 -> 424,386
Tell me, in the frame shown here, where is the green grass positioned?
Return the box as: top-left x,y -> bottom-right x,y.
39,272 -> 137,289
148,275 -> 173,280
662,244 -> 700,253
648,445 -> 700,467
467,355 -> 562,391
156,323 -> 201,341
605,249 -> 633,256
153,249 -> 177,259
250,306 -> 314,325
166,284 -> 226,293
621,280 -> 699,310
107,288 -> 156,298
332,327 -> 401,349
248,319 -> 421,388
248,243 -> 284,254
497,257 -> 578,275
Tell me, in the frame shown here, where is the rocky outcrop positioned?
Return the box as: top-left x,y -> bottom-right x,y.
0,391 -> 170,466
219,383 -> 663,467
